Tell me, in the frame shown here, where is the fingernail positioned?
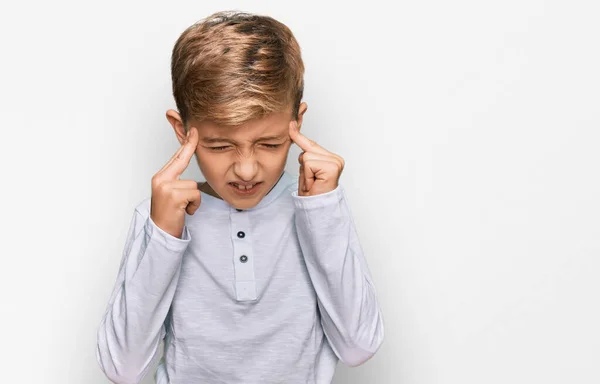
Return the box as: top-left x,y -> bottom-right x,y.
186,129 -> 190,138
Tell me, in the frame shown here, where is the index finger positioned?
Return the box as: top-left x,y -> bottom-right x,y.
288,121 -> 328,155
159,127 -> 199,179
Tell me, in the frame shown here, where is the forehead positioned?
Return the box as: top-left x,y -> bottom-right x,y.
194,110 -> 290,141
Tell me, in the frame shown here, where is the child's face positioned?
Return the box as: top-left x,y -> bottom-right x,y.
166,102 -> 307,210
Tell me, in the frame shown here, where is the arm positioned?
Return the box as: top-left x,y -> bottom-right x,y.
96,201 -> 191,384
292,185 -> 385,367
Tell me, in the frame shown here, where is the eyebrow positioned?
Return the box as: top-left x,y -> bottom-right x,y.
201,135 -> 285,144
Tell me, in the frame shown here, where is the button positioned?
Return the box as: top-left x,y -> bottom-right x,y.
237,231 -> 245,238
239,255 -> 248,263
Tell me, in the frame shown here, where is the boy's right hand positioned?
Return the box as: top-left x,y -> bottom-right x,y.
150,127 -> 201,239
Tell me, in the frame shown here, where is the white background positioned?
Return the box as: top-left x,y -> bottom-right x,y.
0,0 -> 598,383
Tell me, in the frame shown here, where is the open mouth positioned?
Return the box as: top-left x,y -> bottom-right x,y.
229,182 -> 262,195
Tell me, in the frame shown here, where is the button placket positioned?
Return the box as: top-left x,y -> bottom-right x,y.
230,209 -> 257,301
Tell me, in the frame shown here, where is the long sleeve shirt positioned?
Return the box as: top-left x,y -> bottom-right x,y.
96,170 -> 385,384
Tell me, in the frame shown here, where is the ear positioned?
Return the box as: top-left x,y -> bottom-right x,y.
295,102 -> 308,131
165,109 -> 187,145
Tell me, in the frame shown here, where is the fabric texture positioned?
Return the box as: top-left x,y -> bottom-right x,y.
96,170 -> 384,384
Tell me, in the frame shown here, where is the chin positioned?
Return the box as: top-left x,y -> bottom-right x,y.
230,198 -> 260,210
222,191 -> 261,209
218,176 -> 281,210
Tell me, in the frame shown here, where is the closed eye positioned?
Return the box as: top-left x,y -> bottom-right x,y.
208,143 -> 282,151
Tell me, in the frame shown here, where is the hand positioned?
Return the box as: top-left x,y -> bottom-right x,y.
289,121 -> 345,197
150,127 -> 201,238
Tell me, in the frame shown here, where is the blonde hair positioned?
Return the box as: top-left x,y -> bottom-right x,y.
170,10 -> 305,127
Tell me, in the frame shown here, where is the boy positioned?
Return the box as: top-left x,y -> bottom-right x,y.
96,10 -> 384,384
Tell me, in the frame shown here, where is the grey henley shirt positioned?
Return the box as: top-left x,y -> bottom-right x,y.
96,170 -> 384,384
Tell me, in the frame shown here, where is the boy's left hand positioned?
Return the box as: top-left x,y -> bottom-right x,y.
289,121 -> 345,197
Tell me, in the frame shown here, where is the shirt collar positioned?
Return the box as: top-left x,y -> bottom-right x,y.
199,170 -> 296,212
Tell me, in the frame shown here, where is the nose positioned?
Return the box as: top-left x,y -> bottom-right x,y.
233,153 -> 259,182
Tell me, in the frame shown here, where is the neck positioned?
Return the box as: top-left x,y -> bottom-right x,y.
199,182 -> 222,199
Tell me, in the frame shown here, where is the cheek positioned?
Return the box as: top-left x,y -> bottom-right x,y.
266,149 -> 289,164
195,152 -> 222,174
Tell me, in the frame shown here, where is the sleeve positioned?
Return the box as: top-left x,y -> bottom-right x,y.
291,184 -> 385,367
96,203 -> 191,384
